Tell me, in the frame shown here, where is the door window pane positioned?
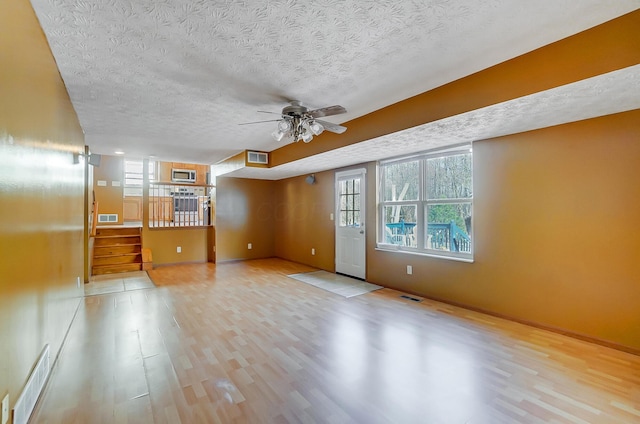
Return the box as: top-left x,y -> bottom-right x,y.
339,177 -> 362,227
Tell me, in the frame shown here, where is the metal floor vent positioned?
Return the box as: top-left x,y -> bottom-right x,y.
13,344 -> 50,424
400,294 -> 423,303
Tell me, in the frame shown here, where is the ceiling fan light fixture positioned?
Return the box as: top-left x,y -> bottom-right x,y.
278,119 -> 292,132
282,132 -> 295,144
243,101 -> 347,144
309,121 -> 324,136
301,128 -> 313,143
272,129 -> 286,142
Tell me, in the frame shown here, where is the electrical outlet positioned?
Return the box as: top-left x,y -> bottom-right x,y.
406,265 -> 413,275
330,213 -> 334,221
1,393 -> 9,424
311,248 -> 315,255
176,246 -> 182,253
77,276 -> 81,288
248,243 -> 252,250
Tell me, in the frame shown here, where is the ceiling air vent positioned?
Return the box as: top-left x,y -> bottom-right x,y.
247,151 -> 268,165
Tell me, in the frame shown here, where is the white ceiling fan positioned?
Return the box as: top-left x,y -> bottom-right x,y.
240,100 -> 347,143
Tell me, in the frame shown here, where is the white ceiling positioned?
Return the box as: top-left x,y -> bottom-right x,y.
226,65 -> 640,180
30,0 -> 639,177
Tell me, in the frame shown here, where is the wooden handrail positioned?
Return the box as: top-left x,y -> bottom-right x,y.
91,201 -> 98,237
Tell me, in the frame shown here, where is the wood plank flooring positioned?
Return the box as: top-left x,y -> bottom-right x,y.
31,258 -> 640,423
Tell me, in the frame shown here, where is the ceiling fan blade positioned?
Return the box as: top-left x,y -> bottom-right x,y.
307,105 -> 347,118
315,119 -> 347,134
257,110 -> 283,115
238,119 -> 282,125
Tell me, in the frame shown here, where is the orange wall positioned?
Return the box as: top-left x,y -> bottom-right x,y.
216,177 -> 276,261
259,11 -> 640,352
93,155 -> 124,225
368,111 -> 640,351
142,227 -> 210,265
0,0 -> 85,408
274,171 -> 336,271
270,112 -> 640,352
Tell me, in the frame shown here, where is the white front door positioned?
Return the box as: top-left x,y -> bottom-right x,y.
335,169 -> 366,279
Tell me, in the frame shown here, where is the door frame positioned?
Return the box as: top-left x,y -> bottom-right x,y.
335,168 -> 367,279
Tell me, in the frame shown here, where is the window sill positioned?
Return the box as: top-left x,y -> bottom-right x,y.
375,244 -> 474,263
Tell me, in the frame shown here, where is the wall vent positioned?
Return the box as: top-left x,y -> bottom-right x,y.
399,294 -> 423,303
247,151 -> 268,164
97,214 -> 118,223
13,344 -> 50,424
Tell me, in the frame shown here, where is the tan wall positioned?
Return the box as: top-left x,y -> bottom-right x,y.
0,0 -> 84,408
274,171 -> 336,271
216,177 -> 276,261
267,112 -> 640,351
142,227 -> 209,265
93,155 -> 124,225
366,110 -> 640,351
213,152 -> 245,178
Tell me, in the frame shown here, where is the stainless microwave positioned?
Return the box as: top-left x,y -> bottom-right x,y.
171,168 -> 196,183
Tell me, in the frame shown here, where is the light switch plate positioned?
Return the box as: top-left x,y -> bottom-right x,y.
1,393 -> 9,424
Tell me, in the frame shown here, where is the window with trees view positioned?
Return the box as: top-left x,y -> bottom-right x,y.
378,145 -> 473,259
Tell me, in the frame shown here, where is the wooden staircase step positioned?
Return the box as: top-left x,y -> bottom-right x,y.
95,227 -> 141,237
94,245 -> 141,256
92,263 -> 143,275
94,236 -> 141,247
93,254 -> 142,266
95,234 -> 141,239
92,226 -> 145,276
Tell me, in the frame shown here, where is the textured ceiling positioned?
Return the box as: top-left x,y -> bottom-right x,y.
30,0 -> 639,173
227,65 -> 640,180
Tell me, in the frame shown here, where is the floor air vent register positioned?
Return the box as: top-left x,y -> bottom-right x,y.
12,344 -> 50,424
400,294 -> 423,302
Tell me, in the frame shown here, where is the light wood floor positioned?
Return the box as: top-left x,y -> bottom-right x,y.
32,259 -> 640,423
85,271 -> 155,296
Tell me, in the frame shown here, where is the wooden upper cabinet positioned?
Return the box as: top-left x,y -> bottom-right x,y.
171,162 -> 196,170
196,165 -> 208,185
157,161 -> 209,184
157,162 -> 172,183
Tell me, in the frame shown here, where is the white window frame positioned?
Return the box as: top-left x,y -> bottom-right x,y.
123,159 -> 157,197
377,144 -> 473,261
